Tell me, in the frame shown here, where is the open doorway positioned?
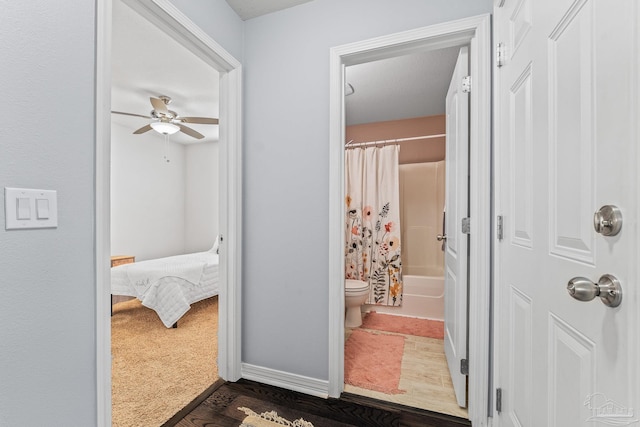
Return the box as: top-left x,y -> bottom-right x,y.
95,0 -> 243,425
341,43 -> 469,419
109,0 -> 220,424
328,15 -> 492,425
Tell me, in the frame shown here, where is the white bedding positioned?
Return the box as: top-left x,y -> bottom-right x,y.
111,251 -> 219,327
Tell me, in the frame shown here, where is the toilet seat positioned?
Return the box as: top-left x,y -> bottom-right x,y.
345,279 -> 369,294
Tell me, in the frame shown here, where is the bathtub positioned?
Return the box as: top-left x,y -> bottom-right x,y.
363,274 -> 444,321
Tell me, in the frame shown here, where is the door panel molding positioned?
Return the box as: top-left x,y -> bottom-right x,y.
508,285 -> 532,427
548,0 -> 595,265
509,62 -> 533,248
510,0 -> 532,57
547,313 -> 596,427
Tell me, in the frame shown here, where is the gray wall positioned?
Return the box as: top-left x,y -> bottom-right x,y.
185,142 -> 220,254
111,123 -> 187,261
242,0 -> 492,380
0,2 -> 97,426
110,125 -> 220,260
169,0 -> 245,62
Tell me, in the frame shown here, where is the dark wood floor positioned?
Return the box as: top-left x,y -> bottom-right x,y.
166,379 -> 471,427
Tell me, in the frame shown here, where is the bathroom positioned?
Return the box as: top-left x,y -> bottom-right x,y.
342,46 -> 467,418
345,115 -> 446,323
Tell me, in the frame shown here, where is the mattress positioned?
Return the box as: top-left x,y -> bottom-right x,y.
111,251 -> 219,327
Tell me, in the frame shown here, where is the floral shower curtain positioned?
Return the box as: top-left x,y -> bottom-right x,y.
345,145 -> 403,306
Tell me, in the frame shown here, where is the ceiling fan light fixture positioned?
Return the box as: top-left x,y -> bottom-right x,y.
150,121 -> 180,135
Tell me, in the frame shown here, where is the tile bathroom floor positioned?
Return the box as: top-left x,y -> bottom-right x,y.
344,326 -> 468,419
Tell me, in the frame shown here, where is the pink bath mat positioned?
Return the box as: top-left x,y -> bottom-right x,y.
361,312 -> 444,339
344,329 -> 406,394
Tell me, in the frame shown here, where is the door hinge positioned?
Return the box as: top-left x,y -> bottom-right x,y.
497,215 -> 504,241
461,217 -> 471,234
460,358 -> 469,375
496,388 -> 503,413
496,42 -> 506,68
462,75 -> 471,93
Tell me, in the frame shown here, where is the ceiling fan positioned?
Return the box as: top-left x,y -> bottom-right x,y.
111,95 -> 218,140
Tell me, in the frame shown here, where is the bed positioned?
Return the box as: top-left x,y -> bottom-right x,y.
111,249 -> 219,328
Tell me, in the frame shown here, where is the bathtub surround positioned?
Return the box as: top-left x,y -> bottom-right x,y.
361,312 -> 444,339
345,145 -> 403,306
344,329 -> 406,394
399,161 -> 445,277
365,274 -> 444,320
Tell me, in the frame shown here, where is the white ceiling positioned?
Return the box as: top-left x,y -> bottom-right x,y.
111,0 -> 220,145
345,47 -> 460,126
225,0 -> 314,21
112,0 -> 460,138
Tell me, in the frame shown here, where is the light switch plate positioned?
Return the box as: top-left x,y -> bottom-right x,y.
5,187 -> 58,230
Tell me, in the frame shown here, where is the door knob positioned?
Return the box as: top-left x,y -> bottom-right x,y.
567,274 -> 622,307
593,205 -> 622,236
437,234 -> 447,241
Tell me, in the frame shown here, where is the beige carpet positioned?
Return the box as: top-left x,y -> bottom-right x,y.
111,296 -> 218,427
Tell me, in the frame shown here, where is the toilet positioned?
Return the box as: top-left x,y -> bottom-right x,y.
345,279 -> 369,328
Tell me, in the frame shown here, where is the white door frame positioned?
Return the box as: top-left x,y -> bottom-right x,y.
328,14 -> 492,425
95,1 -> 243,425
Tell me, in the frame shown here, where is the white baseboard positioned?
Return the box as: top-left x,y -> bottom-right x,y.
241,363 -> 329,398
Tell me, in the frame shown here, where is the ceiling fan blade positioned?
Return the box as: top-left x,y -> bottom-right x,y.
150,97 -> 169,114
179,117 -> 219,125
177,124 -> 204,139
111,111 -> 151,119
133,124 -> 153,134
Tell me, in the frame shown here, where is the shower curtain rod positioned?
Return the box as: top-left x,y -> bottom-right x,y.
345,133 -> 446,149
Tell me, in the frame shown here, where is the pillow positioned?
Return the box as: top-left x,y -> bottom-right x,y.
210,235 -> 220,254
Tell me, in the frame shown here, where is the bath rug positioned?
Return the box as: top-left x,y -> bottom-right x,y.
361,311 -> 444,339
239,407 -> 315,427
344,329 -> 406,394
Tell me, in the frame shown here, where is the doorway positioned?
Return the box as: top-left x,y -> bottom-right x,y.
328,14 -> 492,425
109,0 -> 221,424
341,45 -> 468,417
95,0 -> 243,425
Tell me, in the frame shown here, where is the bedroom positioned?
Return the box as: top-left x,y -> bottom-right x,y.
109,0 -> 221,424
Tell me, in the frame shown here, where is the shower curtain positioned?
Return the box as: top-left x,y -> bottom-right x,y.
345,145 -> 403,306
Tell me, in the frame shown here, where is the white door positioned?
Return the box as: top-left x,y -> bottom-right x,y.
495,0 -> 638,426
444,46 -> 470,409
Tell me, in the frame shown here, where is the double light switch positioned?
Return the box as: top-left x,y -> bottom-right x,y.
5,187 -> 58,230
